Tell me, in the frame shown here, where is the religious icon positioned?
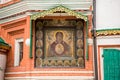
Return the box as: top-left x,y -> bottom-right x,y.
35,20 -> 85,68
36,49 -> 42,57
76,21 -> 83,29
45,29 -> 74,58
77,58 -> 84,67
36,22 -> 43,30
76,30 -> 83,38
36,31 -> 43,39
77,49 -> 83,57
76,39 -> 83,48
36,58 -> 42,67
36,39 -> 43,48
49,32 -> 70,56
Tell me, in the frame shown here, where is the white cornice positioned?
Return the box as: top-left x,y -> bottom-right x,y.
0,0 -> 92,24
0,1 -> 28,18
5,76 -> 94,80
97,36 -> 120,45
0,14 -> 27,24
26,0 -> 92,10
5,71 -> 93,74
0,11 -> 92,24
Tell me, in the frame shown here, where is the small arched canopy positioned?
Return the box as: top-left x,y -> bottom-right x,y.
0,37 -> 11,51
30,5 -> 88,21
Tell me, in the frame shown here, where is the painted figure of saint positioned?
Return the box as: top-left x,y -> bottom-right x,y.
48,32 -> 70,57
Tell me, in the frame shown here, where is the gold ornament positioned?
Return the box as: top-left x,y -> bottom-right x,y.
31,5 -> 87,21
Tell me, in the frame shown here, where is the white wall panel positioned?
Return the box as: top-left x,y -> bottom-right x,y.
96,0 -> 120,29
97,36 -> 120,45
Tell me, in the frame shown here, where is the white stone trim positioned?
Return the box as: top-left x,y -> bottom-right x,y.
97,35 -> 120,39
0,1 -> 27,18
0,0 -> 11,4
0,0 -> 92,24
5,71 -> 93,74
97,35 -> 120,46
0,11 -> 92,24
100,48 -> 104,80
5,76 -> 94,80
88,38 -> 93,45
14,38 -> 24,67
0,0 -> 92,18
0,14 -> 27,24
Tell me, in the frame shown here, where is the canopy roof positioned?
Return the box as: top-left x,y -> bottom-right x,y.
30,5 -> 88,21
0,37 -> 11,50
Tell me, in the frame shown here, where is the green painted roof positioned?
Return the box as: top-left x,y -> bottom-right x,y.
0,37 -> 5,43
0,37 -> 10,47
